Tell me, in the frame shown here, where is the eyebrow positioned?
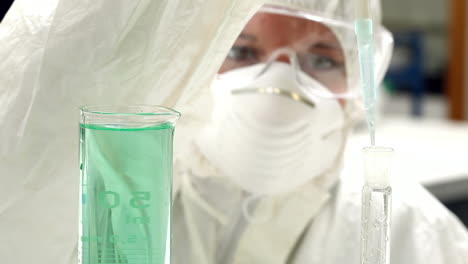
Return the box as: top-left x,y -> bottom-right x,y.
310,42 -> 341,50
237,33 -> 257,41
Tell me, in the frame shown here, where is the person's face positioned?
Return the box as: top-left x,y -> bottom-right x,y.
219,12 -> 347,97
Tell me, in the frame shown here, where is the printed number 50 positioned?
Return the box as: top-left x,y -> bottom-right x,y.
99,191 -> 150,209
130,192 -> 150,208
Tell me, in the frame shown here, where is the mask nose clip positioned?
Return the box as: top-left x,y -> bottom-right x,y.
256,48 -> 312,96
223,49 -> 318,108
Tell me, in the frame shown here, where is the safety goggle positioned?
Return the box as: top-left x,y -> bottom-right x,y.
218,5 -> 393,100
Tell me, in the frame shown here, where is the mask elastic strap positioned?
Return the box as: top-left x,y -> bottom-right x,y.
242,194 -> 273,223
322,99 -> 362,140
322,116 -> 352,140
181,172 -> 228,225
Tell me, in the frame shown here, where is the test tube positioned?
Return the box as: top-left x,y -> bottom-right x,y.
361,146 -> 394,264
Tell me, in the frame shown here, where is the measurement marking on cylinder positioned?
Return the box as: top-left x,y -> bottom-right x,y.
81,262 -> 160,264
81,254 -> 159,256
81,248 -> 159,251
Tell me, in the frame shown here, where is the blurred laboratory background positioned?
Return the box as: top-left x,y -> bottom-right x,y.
1,0 -> 466,225
346,0 -> 468,227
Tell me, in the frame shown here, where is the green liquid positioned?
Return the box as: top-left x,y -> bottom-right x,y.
79,123 -> 174,264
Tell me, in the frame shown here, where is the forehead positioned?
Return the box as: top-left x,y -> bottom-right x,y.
241,12 -> 340,44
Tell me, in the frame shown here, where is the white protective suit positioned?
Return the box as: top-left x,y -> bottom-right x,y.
0,0 -> 467,264
171,2 -> 468,264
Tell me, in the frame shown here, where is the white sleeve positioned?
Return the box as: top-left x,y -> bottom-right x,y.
391,185 -> 468,264
290,182 -> 468,264
0,0 -> 263,263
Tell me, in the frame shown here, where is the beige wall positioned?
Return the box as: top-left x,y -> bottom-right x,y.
382,0 -> 447,26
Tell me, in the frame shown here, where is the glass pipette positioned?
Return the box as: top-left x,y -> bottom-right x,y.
355,0 -> 377,145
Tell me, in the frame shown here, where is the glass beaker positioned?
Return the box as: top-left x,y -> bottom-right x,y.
79,105 -> 180,264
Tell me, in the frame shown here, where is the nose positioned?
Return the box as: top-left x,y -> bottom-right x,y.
275,54 -> 291,64
267,48 -> 295,65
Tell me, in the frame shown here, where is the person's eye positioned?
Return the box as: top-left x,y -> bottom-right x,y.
302,54 -> 343,71
227,46 -> 258,62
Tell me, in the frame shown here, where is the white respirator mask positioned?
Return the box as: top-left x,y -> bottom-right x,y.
195,62 -> 347,195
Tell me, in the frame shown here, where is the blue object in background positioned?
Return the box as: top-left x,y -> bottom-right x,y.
385,31 -> 425,116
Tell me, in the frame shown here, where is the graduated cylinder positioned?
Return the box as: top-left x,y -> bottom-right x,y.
79,105 -> 180,264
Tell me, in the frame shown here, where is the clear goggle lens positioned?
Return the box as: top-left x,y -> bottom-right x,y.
218,9 -> 355,99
